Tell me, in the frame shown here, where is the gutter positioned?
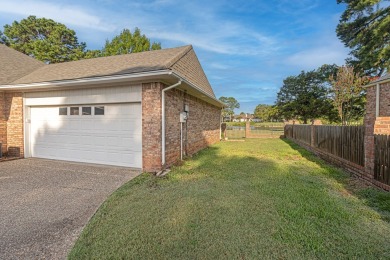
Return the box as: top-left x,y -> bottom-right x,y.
0,70 -> 173,90
161,80 -> 182,166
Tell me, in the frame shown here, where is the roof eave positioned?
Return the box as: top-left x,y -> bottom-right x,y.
171,72 -> 224,108
365,77 -> 390,88
0,70 -> 173,91
0,69 -> 224,108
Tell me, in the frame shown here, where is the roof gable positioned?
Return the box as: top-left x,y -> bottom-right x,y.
0,44 -> 44,84
6,45 -> 216,99
169,47 -> 215,97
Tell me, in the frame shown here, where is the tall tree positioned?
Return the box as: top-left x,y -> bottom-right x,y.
254,104 -> 281,122
101,28 -> 161,56
329,66 -> 369,125
276,70 -> 336,124
219,96 -> 240,121
2,16 -> 86,63
0,31 -> 6,44
336,0 -> 390,76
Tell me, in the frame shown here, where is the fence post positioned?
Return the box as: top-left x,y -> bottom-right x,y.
311,124 -> 315,147
245,121 -> 251,138
221,123 -> 227,140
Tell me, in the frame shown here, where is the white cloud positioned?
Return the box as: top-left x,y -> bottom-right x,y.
208,62 -> 231,70
0,0 -> 114,31
0,0 -> 281,56
148,23 -> 279,56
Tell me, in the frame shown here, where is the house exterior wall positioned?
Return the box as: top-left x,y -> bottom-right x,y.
373,81 -> 390,135
2,82 -> 220,170
165,88 -> 221,166
24,84 -> 141,106
3,92 -> 24,157
0,92 -> 6,155
378,82 -> 390,117
142,82 -> 163,172
364,81 -> 390,189
141,82 -> 221,172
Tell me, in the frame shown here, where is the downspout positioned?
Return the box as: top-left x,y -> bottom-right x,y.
162,80 -> 182,166
376,83 -> 380,117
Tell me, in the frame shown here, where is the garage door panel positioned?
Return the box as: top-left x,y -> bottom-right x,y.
30,103 -> 142,168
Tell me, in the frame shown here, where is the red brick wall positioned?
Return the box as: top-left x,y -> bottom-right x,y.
374,117 -> 390,134
165,88 -> 221,166
0,92 -> 24,158
142,82 -> 221,172
142,82 -> 163,172
379,82 -> 390,117
186,94 -> 221,155
5,92 -> 24,157
164,88 -> 183,165
0,92 -> 6,155
363,81 -> 390,191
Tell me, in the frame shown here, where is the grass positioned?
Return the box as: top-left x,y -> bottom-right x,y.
69,139 -> 390,259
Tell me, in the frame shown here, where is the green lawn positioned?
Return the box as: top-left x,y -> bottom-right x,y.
69,139 -> 390,259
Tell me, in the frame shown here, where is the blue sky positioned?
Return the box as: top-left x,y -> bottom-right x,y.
0,0 -> 350,113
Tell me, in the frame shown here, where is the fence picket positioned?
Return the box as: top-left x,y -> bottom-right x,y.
285,124 -> 365,167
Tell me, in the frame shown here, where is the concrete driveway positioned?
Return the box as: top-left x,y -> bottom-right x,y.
0,158 -> 141,260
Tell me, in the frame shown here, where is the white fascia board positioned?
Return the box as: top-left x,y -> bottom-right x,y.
0,70 -> 172,91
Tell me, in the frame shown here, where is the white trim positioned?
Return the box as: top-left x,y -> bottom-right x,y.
0,70 -> 172,90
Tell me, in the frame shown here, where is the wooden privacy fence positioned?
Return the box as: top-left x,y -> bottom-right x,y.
374,135 -> 390,185
285,125 -> 365,166
284,125 -> 311,144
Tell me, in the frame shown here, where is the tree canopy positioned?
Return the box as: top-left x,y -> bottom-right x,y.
329,66 -> 368,125
336,0 -> 390,76
0,16 -> 162,63
1,16 -> 86,63
254,104 -> 281,122
101,28 -> 161,56
219,96 -> 240,121
276,69 -> 338,124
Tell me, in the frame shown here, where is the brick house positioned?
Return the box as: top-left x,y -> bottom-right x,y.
0,44 -> 223,172
364,74 -> 390,180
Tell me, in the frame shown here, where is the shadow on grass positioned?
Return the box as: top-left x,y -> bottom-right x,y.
281,138 -> 390,222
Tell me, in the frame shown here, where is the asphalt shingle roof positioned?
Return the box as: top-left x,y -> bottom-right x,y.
5,45 -> 215,98
0,44 -> 44,85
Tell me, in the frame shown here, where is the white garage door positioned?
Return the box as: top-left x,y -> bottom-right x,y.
30,103 -> 142,168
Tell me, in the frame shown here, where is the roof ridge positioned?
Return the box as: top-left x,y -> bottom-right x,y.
29,45 -> 193,68
165,45 -> 193,69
